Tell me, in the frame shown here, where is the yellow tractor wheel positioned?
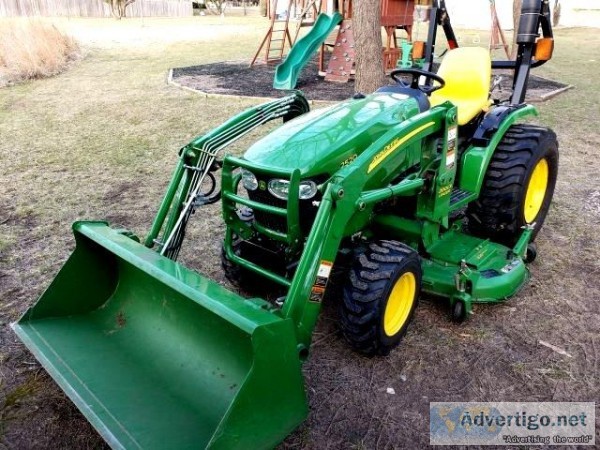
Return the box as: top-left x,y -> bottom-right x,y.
341,240 -> 421,356
467,124 -> 559,247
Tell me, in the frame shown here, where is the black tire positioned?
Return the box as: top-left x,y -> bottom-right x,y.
525,242 -> 537,264
451,300 -> 467,323
221,238 -> 266,294
221,237 -> 285,297
341,240 -> 421,356
467,124 -> 559,246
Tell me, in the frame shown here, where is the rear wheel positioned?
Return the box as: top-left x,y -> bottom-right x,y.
467,124 -> 559,246
341,241 -> 421,356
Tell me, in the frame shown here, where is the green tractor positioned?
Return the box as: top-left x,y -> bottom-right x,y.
13,0 -> 558,448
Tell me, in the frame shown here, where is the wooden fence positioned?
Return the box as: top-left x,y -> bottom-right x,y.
0,0 -> 193,17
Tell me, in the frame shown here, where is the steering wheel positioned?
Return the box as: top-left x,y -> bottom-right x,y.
390,68 -> 446,95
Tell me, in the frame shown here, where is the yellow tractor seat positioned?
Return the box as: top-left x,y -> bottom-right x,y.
430,47 -> 492,126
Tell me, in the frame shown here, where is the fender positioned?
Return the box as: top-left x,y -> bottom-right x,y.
459,104 -> 538,194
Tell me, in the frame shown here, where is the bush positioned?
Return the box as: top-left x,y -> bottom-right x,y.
0,20 -> 79,87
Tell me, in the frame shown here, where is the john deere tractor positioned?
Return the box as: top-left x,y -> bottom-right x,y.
13,0 -> 558,448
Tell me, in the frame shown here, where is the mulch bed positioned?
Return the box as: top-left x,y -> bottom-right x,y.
172,59 -> 352,101
172,57 -> 571,102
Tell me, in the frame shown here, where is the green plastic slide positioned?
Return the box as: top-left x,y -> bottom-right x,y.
273,12 -> 342,90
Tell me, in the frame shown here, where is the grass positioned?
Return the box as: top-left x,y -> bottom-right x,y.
0,16 -> 599,448
0,19 -> 79,87
0,378 -> 40,441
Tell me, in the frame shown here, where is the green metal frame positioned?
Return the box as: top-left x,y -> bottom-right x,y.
459,105 -> 538,194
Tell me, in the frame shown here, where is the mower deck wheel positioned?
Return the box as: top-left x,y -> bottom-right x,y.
525,242 -> 537,264
451,300 -> 468,323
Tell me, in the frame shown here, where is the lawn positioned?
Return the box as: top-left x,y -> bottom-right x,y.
1,16 -> 599,449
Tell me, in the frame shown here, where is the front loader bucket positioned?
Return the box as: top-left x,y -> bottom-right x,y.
12,221 -> 307,449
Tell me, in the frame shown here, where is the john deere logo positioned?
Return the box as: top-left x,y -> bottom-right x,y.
259,180 -> 267,190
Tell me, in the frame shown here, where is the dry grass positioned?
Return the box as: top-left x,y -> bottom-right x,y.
0,377 -> 40,441
0,17 -> 598,449
0,20 -> 79,86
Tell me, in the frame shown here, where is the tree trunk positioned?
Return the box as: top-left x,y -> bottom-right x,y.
108,0 -> 129,19
552,0 -> 561,27
353,0 -> 385,93
259,0 -> 267,17
511,0 -> 522,58
108,0 -> 119,19
123,0 -> 136,17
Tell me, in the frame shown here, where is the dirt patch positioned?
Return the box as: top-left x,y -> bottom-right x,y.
172,58 -> 571,103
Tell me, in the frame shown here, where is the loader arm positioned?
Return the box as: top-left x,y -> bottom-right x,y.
145,92 -> 310,259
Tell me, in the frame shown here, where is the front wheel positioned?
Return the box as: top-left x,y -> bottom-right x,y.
221,238 -> 258,293
341,240 -> 421,356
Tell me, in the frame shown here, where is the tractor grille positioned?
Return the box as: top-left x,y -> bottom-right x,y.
248,188 -> 288,233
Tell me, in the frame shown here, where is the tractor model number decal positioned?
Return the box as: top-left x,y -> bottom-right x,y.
340,154 -> 357,167
438,183 -> 452,197
367,121 -> 435,173
446,126 -> 458,168
310,261 -> 333,303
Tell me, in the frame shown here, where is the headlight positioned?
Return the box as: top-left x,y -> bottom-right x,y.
241,169 -> 258,191
268,179 -> 318,200
299,180 -> 318,199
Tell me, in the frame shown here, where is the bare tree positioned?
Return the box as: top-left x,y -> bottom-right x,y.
105,0 -> 136,19
260,0 -> 267,17
206,0 -> 228,15
353,0 -> 385,93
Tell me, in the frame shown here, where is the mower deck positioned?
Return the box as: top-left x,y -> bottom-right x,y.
422,227 -> 529,305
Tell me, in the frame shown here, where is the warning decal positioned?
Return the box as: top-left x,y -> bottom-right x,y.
446,126 -> 458,168
310,261 -> 333,303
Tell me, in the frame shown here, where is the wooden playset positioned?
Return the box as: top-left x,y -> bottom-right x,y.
253,0 -> 510,86
252,0 -> 421,82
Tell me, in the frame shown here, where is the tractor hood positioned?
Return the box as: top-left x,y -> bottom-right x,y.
243,92 -> 422,177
